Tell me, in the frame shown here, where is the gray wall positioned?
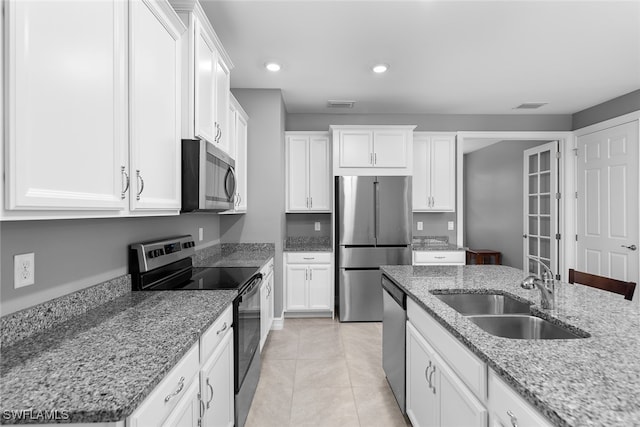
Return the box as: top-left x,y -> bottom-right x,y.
286,213 -> 332,238
0,214 -> 220,314
413,212 -> 457,244
463,140 -> 546,269
286,113 -> 572,132
221,89 -> 287,317
572,89 -> 640,130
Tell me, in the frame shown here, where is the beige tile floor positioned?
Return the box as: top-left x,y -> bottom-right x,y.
245,317 -> 411,427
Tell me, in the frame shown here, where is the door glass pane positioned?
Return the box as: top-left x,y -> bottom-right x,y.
529,154 -> 538,173
540,238 -> 550,259
540,172 -> 551,193
540,151 -> 551,172
529,216 -> 538,235
529,175 -> 538,194
529,196 -> 538,214
539,216 -> 550,237
540,195 -> 550,214
528,259 -> 538,275
529,237 -> 538,257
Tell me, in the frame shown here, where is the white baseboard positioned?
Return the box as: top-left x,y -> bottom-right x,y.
271,316 -> 284,330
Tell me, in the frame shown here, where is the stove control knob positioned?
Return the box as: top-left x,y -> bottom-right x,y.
148,250 -> 156,259
156,249 -> 165,257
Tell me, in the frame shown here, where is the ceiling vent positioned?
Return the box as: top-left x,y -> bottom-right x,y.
514,102 -> 548,110
327,100 -> 356,109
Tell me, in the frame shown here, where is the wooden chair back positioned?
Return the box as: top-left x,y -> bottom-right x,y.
568,269 -> 636,301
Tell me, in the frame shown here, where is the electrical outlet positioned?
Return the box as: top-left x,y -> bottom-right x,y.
448,221 -> 454,231
199,227 -> 204,241
417,221 -> 423,231
314,221 -> 321,231
14,253 -> 35,288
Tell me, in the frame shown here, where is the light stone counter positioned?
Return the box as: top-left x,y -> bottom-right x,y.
380,264 -> 640,427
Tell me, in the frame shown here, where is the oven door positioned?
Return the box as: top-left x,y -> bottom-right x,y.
204,141 -> 236,210
235,274 -> 262,392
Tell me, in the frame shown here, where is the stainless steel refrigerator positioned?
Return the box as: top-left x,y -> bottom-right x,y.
336,176 -> 412,322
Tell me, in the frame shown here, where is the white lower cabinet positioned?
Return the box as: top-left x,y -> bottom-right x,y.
285,253 -> 333,314
127,304 -> 234,427
200,330 -> 234,427
260,259 -> 275,351
406,322 -> 487,427
488,370 -> 553,427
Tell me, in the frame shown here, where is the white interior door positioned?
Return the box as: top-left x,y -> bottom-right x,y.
576,121 -> 639,294
523,142 -> 559,278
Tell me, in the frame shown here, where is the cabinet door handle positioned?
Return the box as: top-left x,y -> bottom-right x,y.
424,361 -> 432,389
374,152 -> 377,165
120,166 -> 130,199
310,197 -> 313,208
305,269 -> 308,280
429,365 -> 436,394
206,378 -> 214,408
216,322 -> 228,335
507,410 -> 519,427
136,170 -> 145,201
309,268 -> 313,280
164,376 -> 185,403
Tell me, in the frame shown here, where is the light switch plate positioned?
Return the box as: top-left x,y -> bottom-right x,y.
314,222 -> 321,231
448,221 -> 454,231
199,227 -> 204,241
417,221 -> 423,231
14,253 -> 35,288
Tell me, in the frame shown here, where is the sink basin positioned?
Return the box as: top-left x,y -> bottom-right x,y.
434,293 -> 531,315
466,315 -> 586,340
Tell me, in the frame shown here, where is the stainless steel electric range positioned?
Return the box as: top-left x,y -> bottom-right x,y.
129,235 -> 262,427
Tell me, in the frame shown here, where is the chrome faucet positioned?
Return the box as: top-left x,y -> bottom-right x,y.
521,258 -> 555,309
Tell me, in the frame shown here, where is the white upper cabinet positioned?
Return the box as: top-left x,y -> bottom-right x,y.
221,93 -> 249,214
331,125 -> 415,176
3,0 -> 186,220
172,0 -> 233,156
129,0 -> 185,212
413,133 -> 456,212
286,132 -> 331,212
4,0 -> 128,213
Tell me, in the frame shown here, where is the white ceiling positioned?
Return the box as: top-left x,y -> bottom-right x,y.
201,1 -> 640,115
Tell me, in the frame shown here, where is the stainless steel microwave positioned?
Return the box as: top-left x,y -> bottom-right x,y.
181,139 -> 236,212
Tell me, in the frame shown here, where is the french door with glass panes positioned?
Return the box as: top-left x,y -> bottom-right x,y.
523,142 -> 559,278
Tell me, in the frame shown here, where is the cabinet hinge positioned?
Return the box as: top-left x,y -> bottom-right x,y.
555,151 -> 561,159
555,233 -> 561,240
555,192 -> 561,199
575,235 -> 579,241
575,191 -> 578,199
573,148 -> 579,156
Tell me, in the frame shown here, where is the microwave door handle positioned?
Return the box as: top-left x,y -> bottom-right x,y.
224,166 -> 237,202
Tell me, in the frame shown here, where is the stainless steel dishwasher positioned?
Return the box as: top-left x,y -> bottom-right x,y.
382,274 -> 406,414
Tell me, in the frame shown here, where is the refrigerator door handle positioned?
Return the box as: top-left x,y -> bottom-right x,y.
374,180 -> 380,240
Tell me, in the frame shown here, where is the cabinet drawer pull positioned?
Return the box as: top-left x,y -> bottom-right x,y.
120,166 -> 130,199
303,257 -> 315,260
434,256 -> 446,259
164,376 -> 185,403
216,322 -> 228,335
206,378 -> 214,408
507,410 -> 518,427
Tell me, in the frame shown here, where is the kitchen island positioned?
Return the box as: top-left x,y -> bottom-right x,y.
381,264 -> 640,427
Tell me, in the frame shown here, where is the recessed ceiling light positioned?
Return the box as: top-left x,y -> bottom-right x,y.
372,64 -> 389,74
265,62 -> 281,72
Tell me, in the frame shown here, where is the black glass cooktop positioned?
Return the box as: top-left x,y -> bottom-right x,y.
148,266 -> 259,291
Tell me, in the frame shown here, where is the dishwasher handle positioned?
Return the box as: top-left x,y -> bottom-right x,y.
382,275 -> 406,309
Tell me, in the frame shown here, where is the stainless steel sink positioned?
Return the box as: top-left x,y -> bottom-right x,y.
433,293 -> 532,315
466,315 -> 586,340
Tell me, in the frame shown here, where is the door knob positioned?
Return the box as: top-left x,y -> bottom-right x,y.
621,244 -> 637,251
523,234 -> 528,239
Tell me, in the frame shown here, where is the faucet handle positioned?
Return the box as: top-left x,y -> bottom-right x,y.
521,275 -> 537,289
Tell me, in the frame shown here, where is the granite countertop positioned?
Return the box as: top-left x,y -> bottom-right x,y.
412,236 -> 465,251
0,290 -> 236,424
283,237 -> 332,252
380,265 -> 640,427
195,243 -> 275,267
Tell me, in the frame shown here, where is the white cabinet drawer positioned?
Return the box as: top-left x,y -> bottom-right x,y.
488,370 -> 553,427
286,252 -> 331,264
200,304 -> 233,363
407,298 -> 486,401
128,343 -> 199,426
413,250 -> 466,265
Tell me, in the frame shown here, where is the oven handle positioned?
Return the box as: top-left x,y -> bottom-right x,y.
240,273 -> 263,301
